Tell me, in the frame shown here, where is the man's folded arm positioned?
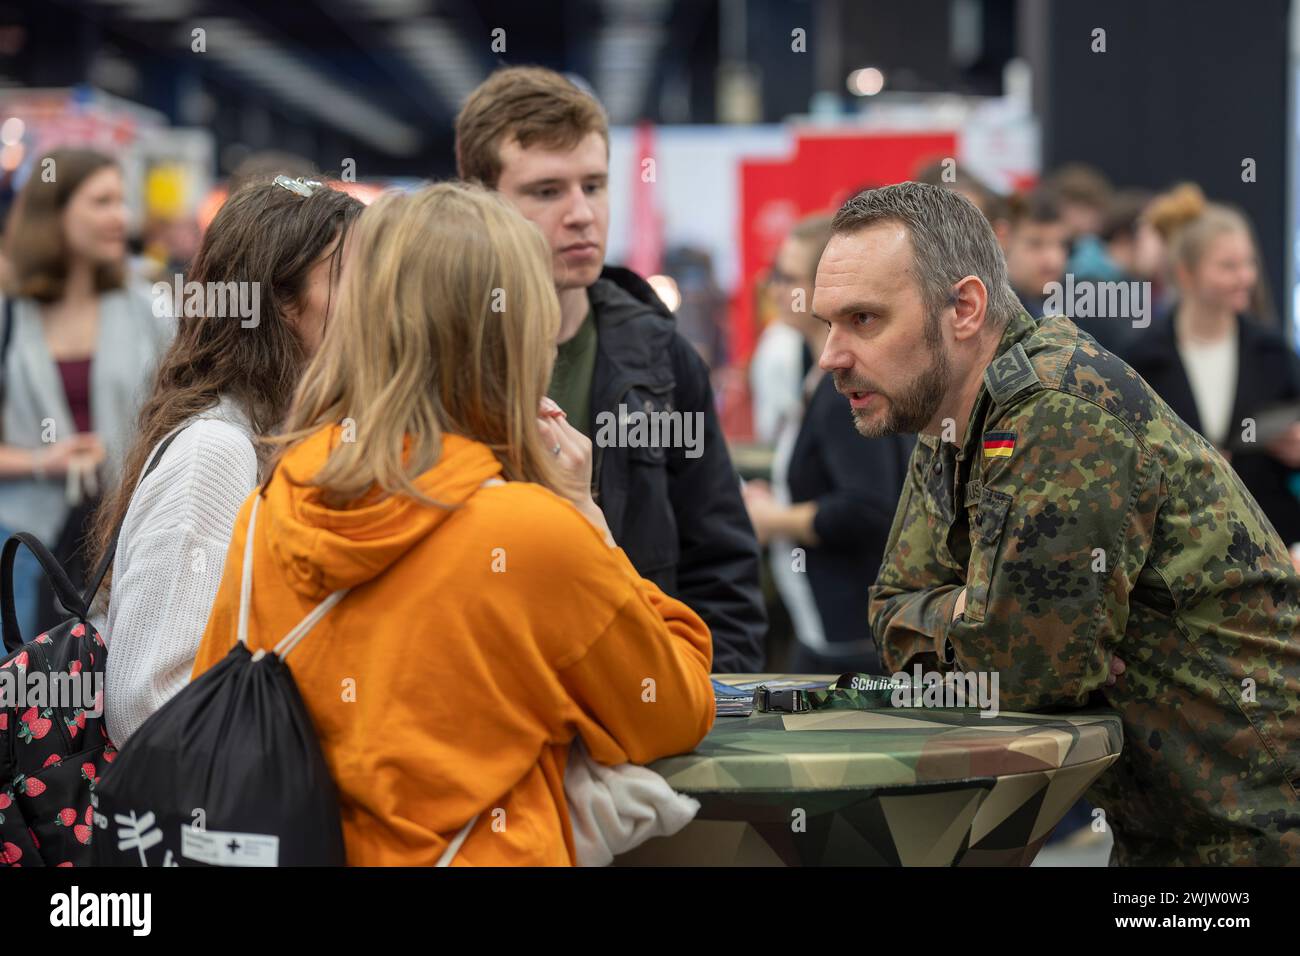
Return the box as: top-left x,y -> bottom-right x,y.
868,456 -> 965,672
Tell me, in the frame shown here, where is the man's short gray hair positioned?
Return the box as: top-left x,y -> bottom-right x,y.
830,181 -> 1021,329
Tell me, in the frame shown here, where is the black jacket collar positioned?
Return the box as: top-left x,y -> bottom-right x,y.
587,266 -> 677,393
1126,308 -> 1284,437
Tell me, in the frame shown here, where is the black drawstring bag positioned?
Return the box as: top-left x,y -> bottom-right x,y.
0,429 -> 180,867
93,490 -> 348,866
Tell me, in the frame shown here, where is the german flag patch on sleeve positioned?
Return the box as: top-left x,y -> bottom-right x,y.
982,431 -> 1017,459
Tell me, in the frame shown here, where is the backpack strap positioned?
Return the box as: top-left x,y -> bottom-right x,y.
2,532 -> 87,651
0,297 -> 14,374
236,493 -> 348,662
436,813 -> 479,867
0,297 -> 15,446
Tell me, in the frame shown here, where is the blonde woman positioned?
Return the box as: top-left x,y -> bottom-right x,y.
190,183 -> 715,866
1128,185 -> 1300,547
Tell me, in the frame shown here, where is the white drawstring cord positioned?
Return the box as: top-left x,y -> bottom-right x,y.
237,493 -> 347,661
273,589 -> 349,660
236,495 -> 260,648
436,814 -> 480,867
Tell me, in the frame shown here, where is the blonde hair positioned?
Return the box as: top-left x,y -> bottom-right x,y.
1146,182 -> 1250,271
272,181 -> 563,507
1144,182 -> 1204,242
1144,181 -> 1274,324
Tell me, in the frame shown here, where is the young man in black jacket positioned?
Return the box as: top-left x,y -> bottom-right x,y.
455,66 -> 766,673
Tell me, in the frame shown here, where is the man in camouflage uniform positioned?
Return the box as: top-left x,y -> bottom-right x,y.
813,181 -> 1300,865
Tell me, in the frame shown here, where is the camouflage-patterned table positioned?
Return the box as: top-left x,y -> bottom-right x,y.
620,675 -> 1123,866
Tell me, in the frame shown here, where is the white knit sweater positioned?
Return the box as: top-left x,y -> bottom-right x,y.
103,396 -> 259,746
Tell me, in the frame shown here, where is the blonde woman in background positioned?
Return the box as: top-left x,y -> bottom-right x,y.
1127,183 -> 1300,547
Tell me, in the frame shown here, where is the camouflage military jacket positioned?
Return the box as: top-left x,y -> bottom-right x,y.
868,310 -> 1300,865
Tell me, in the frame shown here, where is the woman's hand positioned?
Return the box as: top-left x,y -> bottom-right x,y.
537,400 -> 614,547
538,397 -> 592,505
1265,422 -> 1300,469
33,433 -> 104,478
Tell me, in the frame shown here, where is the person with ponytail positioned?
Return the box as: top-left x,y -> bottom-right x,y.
91,176 -> 363,746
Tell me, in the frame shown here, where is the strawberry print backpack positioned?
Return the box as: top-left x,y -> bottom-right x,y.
0,428 -> 180,866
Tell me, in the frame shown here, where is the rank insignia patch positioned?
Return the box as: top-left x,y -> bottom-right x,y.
984,342 -> 1040,405
983,431 -> 1017,459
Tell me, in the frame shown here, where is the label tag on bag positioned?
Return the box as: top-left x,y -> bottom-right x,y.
181,826 -> 280,866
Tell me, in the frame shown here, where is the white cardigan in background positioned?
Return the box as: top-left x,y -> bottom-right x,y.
103,396 -> 259,746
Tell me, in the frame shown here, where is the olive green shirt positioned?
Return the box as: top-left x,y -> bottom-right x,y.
547,306 -> 597,436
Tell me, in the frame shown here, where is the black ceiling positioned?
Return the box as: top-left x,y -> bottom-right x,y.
6,0 -> 722,177
2,0 -> 1009,178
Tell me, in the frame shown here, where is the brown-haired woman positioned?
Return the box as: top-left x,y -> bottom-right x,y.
0,148 -> 170,639
92,176 -> 363,746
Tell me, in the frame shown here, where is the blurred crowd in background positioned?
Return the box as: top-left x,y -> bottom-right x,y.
3,146 -> 1297,682
0,0 -> 1297,674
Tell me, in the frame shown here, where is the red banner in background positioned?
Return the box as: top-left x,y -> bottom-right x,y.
626,121 -> 663,279
733,130 -> 957,367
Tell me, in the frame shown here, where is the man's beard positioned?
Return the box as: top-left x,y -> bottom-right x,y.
836,309 -> 950,438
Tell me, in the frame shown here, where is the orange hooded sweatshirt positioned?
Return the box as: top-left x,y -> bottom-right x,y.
192,425 -> 715,865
